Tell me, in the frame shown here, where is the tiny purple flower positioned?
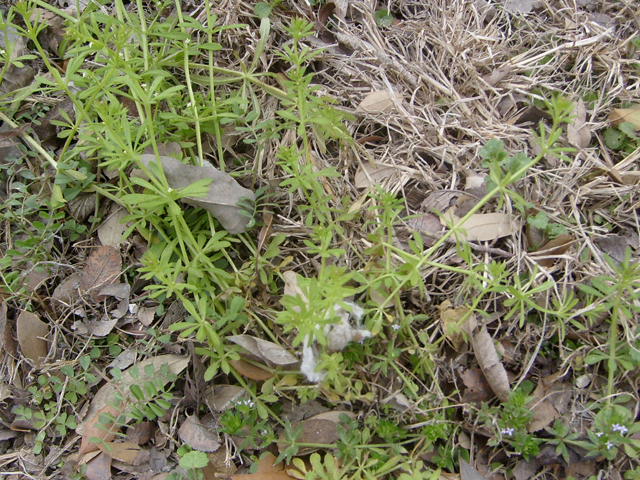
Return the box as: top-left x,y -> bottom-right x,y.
391,324 -> 400,331
605,441 -> 614,450
501,428 -> 514,436
612,424 -> 628,435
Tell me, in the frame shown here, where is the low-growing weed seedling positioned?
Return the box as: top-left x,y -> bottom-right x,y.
603,121 -> 638,152
12,356 -> 94,454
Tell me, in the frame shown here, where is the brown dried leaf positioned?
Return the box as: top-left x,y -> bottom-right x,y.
83,451 -> 112,480
355,90 -> 402,114
139,155 -> 256,234
205,385 -> 246,412
527,381 -> 559,432
459,367 -> 493,404
354,162 -> 396,189
178,416 -> 221,453
438,300 -> 470,352
277,419 -> 339,455
52,272 -> 82,306
609,104 -> 640,130
532,233 -> 574,268
16,311 -> 49,366
98,207 -> 130,247
227,335 -> 298,366
231,452 -> 296,480
567,99 -> 591,148
482,65 -> 511,87
230,359 -> 273,381
80,246 -> 122,303
470,327 -> 510,402
98,441 -> 140,464
446,213 -> 517,242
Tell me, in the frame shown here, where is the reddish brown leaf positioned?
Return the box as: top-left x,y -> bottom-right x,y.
98,441 -> 140,464
83,451 -> 112,480
80,246 -> 122,303
230,359 -> 273,381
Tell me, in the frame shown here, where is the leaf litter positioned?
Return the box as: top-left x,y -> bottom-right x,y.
3,0 -> 640,478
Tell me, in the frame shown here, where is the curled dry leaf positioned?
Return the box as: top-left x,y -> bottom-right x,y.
609,104 -> 640,130
355,90 -> 403,114
80,246 -> 122,303
139,154 -> 255,234
227,335 -> 298,366
470,326 -> 510,402
527,381 -> 559,433
460,458 -> 489,480
16,311 -> 49,367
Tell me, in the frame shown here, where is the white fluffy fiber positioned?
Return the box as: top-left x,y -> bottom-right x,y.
300,301 -> 371,383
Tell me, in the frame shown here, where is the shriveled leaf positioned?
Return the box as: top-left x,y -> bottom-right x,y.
140,154 -> 255,234
98,208 -> 130,247
16,311 -> 49,366
227,335 -> 298,366
447,213 -> 517,242
230,359 -> 273,381
355,90 -> 402,114
178,416 -> 221,453
354,162 -> 395,188
470,326 -> 510,402
567,99 -> 591,148
78,354 -> 189,436
205,385 -> 246,412
80,246 -> 122,303
98,441 -> 140,464
609,104 -> 640,130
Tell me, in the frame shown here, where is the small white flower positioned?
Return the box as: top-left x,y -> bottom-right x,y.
595,431 -> 604,437
391,324 -> 400,331
612,424 -> 628,435
501,428 -> 514,436
605,441 -> 614,450
167,188 -> 173,193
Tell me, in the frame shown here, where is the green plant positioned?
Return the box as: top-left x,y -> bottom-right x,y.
12,357 -> 94,454
603,122 -> 638,152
